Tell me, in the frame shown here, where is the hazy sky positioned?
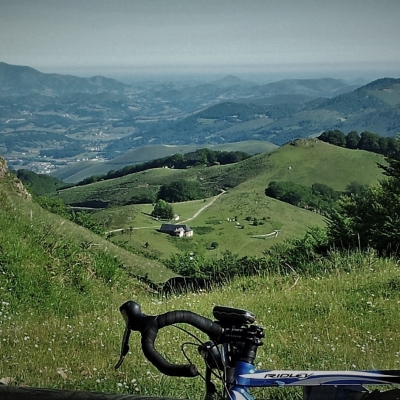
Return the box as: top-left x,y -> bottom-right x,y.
1,0 -> 400,77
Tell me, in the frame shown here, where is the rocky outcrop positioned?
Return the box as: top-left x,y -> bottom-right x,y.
0,156 -> 32,200
0,157 -> 7,179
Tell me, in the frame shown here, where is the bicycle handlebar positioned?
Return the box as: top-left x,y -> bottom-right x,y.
116,300 -> 224,377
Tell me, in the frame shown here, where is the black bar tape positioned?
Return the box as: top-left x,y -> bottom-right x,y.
141,310 -> 223,377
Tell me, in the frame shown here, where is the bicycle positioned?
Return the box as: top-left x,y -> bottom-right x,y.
115,300 -> 400,400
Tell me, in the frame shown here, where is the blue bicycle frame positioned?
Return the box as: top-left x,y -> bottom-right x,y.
227,361 -> 400,399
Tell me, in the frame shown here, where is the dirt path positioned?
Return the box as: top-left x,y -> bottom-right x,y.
181,190 -> 226,223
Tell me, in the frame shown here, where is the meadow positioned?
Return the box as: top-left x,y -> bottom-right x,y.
90,140 -> 385,262
53,141 -> 278,183
1,252 -> 399,399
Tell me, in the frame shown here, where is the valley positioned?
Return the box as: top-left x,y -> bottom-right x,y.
2,62 -> 400,180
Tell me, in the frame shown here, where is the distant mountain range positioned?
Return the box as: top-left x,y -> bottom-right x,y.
106,77 -> 400,150
0,61 -> 361,99
0,62 -> 399,176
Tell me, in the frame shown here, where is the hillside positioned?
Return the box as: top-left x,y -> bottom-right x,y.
51,141 -> 278,183
106,78 -> 400,152
308,78 -> 400,135
79,140 -> 386,260
0,157 -> 174,283
57,139 -> 385,208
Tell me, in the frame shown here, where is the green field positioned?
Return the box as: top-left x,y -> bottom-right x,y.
86,139 -> 385,261
95,192 -> 326,261
1,151 -> 399,400
56,139 -> 385,210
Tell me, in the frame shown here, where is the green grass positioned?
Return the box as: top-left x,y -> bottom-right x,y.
1,158 -> 399,399
57,139 -> 385,208
92,190 -> 325,261
1,253 -> 399,399
228,139 -> 385,192
56,167 -> 186,206
0,172 -> 174,283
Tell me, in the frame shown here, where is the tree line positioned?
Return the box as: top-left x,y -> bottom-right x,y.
75,148 -> 251,186
265,180 -> 367,214
318,130 -> 400,158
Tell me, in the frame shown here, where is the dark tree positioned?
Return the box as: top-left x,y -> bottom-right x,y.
265,181 -> 310,207
157,179 -> 204,203
327,138 -> 400,254
344,181 -> 369,198
151,200 -> 174,220
318,130 -> 346,147
345,131 -> 360,149
311,183 -> 340,202
357,131 -> 380,152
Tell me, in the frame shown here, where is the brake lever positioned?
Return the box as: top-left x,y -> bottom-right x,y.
115,325 -> 131,369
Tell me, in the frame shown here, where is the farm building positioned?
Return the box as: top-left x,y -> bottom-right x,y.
159,223 -> 194,237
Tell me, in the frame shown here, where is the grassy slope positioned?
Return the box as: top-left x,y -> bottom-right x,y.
0,168 -> 175,283
1,255 -> 399,399
57,167 -> 187,206
93,140 -> 385,260
1,156 -> 399,399
234,138 -> 385,191
52,141 -> 278,183
56,139 -> 385,208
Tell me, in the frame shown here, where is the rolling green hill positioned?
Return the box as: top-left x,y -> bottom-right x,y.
4,139 -> 387,265
79,139 -> 386,260
56,139 -> 385,207
50,141 -> 278,183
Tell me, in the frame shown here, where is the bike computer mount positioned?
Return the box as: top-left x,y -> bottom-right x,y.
213,305 -> 255,326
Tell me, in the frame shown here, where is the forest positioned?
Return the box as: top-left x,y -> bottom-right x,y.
318,129 -> 399,157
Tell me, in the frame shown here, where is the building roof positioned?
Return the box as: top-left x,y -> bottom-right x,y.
160,223 -> 193,232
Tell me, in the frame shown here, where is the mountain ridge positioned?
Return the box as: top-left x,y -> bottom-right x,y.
1,62 -> 399,176
0,61 -> 130,95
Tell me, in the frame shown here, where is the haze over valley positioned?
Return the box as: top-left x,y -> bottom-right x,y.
1,61 -> 400,178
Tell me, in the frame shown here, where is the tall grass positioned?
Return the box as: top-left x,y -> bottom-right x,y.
1,168 -> 399,399
1,251 -> 399,399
